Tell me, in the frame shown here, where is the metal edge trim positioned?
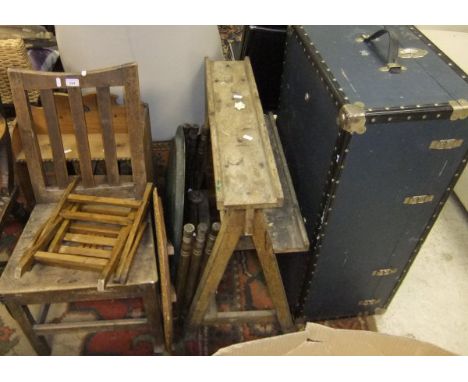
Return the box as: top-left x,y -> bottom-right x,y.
293,26 -> 347,108
295,132 -> 353,317
289,26 -> 359,316
366,103 -> 453,124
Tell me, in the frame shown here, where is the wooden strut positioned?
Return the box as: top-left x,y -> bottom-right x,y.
153,189 -> 173,354
114,183 -> 153,283
186,208 -> 295,333
14,177 -> 80,278
16,178 -> 153,291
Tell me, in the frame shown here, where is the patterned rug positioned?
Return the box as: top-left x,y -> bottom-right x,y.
1,213 -> 373,355
45,299 -> 158,355
181,251 -> 373,356
1,215 -> 36,355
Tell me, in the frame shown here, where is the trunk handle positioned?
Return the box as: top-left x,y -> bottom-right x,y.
361,28 -> 405,73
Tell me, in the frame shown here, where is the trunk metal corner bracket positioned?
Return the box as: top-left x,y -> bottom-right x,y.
338,102 -> 366,135
449,99 -> 468,121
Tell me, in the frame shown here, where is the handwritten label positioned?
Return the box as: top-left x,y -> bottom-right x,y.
56,78 -> 62,87
65,78 -> 80,87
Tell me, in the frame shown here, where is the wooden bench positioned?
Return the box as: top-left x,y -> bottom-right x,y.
187,58 -> 308,332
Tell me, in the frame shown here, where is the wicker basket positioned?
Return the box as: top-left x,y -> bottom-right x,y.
0,38 -> 39,105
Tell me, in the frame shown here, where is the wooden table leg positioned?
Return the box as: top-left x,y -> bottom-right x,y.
252,210 -> 295,333
4,301 -> 51,355
142,283 -> 164,351
186,209 -> 244,330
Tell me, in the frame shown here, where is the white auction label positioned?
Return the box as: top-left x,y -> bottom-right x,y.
65,78 -> 80,87
55,78 -> 62,87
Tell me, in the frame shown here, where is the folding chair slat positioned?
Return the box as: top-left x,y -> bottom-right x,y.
34,251 -> 107,271
48,205 -> 78,252
69,222 -> 121,237
14,217 -> 64,278
58,245 -> 112,259
114,183 -> 153,280
80,204 -> 132,217
63,233 -> 117,247
117,222 -> 147,283
67,193 -> 141,208
98,225 -> 131,291
60,210 -> 133,225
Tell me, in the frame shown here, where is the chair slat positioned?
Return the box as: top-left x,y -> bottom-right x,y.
96,86 -> 119,185
12,64 -> 129,91
69,222 -> 121,237
58,245 -> 112,259
124,65 -> 147,197
8,74 -> 46,199
40,89 -> 69,188
34,251 -> 107,271
63,233 -> 117,247
67,87 -> 95,187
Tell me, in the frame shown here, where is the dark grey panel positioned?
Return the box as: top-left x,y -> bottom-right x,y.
277,29 -> 342,314
303,118 -> 468,319
277,252 -> 308,310
164,126 -> 185,276
277,28 -> 340,238
301,26 -> 468,109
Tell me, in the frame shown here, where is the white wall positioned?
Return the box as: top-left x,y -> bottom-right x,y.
55,26 -> 223,141
417,26 -> 468,209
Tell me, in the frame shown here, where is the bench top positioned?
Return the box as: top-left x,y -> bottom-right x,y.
206,58 -> 283,210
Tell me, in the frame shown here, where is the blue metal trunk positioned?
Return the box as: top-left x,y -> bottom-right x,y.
277,26 -> 468,320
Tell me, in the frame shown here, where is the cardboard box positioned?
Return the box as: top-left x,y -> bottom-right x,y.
214,323 -> 455,356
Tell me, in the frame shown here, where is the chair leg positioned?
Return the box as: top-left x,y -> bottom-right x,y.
142,283 -> 164,351
5,301 -> 51,355
252,210 -> 295,333
16,162 -> 35,210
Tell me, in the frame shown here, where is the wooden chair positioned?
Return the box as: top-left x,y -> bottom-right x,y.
0,63 -> 163,355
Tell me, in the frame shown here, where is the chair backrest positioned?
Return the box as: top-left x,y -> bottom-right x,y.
8,63 -> 151,203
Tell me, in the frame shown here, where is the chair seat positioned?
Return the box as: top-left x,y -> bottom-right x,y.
0,203 -> 158,297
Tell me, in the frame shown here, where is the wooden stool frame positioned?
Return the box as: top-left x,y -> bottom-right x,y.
186,58 -> 296,333
187,208 -> 295,332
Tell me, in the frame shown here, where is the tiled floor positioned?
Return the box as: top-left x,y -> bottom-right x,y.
375,196 -> 468,355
